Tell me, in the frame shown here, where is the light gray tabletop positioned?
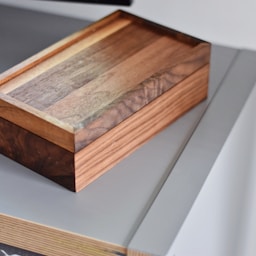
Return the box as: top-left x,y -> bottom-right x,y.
0,4 -> 255,256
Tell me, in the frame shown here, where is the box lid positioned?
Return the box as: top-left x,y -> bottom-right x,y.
0,10 -> 210,153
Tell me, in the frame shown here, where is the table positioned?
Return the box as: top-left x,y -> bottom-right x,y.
1,4 -> 256,256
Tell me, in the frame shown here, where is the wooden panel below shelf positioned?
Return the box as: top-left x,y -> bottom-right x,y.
0,214 -> 126,256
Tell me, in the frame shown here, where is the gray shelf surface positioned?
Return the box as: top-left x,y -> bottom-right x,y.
1,4 -> 255,256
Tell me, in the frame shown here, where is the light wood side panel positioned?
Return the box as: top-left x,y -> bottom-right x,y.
0,214 -> 126,256
0,94 -> 74,152
75,64 -> 209,192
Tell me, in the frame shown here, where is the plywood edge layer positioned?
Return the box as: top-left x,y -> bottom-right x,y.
0,10 -> 128,86
75,64 -> 210,192
0,214 -> 126,256
127,249 -> 153,256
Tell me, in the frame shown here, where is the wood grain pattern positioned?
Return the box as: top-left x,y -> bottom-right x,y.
0,214 -> 126,256
0,117 -> 75,191
75,64 -> 209,191
8,22 -> 161,110
0,10 -> 211,191
0,93 -> 74,152
74,43 -> 210,151
45,37 -> 188,128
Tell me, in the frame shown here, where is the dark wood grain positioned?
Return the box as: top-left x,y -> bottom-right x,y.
74,43 -> 210,150
0,117 -> 75,191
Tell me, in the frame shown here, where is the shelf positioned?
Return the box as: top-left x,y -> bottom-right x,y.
1,4 -> 256,256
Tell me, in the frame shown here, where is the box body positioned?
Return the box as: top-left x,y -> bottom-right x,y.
0,10 -> 211,192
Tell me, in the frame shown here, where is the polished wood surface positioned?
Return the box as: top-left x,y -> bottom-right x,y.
0,10 -> 211,191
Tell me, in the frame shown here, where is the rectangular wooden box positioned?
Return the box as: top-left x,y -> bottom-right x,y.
0,10 -> 211,192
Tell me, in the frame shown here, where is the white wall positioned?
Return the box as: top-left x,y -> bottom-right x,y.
167,83 -> 256,256
0,0 -> 256,50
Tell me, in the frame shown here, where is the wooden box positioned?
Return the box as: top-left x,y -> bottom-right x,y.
0,10 -> 211,192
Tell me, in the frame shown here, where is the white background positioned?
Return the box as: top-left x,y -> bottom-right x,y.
0,0 -> 255,50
